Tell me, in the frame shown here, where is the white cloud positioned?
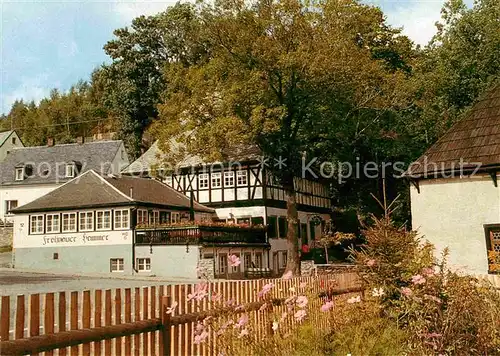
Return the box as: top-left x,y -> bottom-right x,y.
112,0 -> 180,23
383,0 -> 445,46
1,74 -> 53,114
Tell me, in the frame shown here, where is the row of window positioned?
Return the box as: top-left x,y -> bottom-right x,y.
30,210 -> 129,234
267,216 -> 316,240
211,252 -> 264,274
110,258 -> 150,272
15,163 -> 77,181
165,171 -> 248,189
136,209 -> 182,225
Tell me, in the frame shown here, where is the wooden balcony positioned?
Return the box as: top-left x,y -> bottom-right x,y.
135,225 -> 268,246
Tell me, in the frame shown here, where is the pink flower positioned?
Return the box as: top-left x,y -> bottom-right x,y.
257,283 -> 274,298
423,332 -> 442,339
235,314 -> 249,328
280,312 -> 287,322
282,271 -> 293,280
216,320 -> 233,335
238,328 -> 249,338
295,295 -> 308,308
346,295 -> 361,304
294,309 -> 307,322
411,274 -> 426,285
228,254 -> 241,267
422,267 -> 435,276
366,259 -> 376,267
188,283 -> 209,302
211,292 -> 222,302
166,301 -> 178,315
424,294 -> 442,304
194,322 -> 209,344
285,296 -> 296,305
321,300 -> 334,312
299,282 -> 307,288
259,302 -> 268,311
401,287 -> 413,297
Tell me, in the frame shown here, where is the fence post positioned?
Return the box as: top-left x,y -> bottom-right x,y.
161,295 -> 172,356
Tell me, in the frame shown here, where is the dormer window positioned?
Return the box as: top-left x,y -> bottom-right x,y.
15,167 -> 24,181
65,163 -> 75,178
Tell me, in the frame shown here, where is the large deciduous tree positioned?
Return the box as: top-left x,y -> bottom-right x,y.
155,0 -> 412,274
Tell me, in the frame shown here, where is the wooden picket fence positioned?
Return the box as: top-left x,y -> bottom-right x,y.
0,272 -> 361,355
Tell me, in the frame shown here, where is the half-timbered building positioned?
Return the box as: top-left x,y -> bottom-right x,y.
122,141 -> 332,275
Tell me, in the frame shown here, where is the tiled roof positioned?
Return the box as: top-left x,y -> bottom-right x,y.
0,140 -> 126,185
12,170 -> 214,213
122,140 -> 261,175
407,83 -> 500,177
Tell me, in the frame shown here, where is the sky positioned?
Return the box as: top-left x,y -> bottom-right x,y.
0,0 -> 474,115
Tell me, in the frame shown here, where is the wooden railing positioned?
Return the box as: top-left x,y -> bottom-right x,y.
0,273 -> 361,355
135,225 -> 267,245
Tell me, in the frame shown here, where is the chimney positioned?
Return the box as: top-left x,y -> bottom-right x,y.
47,138 -> 55,147
76,136 -> 84,145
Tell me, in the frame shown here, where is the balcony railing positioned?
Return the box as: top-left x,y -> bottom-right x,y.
135,225 -> 267,245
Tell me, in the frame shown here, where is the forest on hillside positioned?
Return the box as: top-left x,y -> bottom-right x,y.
1,0 -> 499,227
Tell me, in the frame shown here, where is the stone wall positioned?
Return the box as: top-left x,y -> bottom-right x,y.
300,260 -> 315,276
0,226 -> 13,247
197,258 -> 215,280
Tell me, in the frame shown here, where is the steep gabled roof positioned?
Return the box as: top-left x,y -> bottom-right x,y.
122,140 -> 261,175
0,130 -> 14,146
0,140 -> 126,185
12,170 -> 214,213
407,84 -> 500,178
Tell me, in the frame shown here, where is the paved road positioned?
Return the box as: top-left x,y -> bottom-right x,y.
0,269 -> 194,296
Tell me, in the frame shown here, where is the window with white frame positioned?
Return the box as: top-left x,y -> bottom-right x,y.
15,167 -> 24,181
153,210 -> 160,225
171,212 -> 180,223
244,253 -> 252,269
79,212 -> 93,231
114,209 -> 129,229
255,252 -> 263,268
218,254 -> 227,274
65,164 -> 75,178
211,172 -> 222,188
136,258 -> 151,272
280,251 -> 287,269
46,214 -> 60,233
110,258 -> 124,272
97,211 -> 111,230
62,213 -> 77,232
224,171 -> 234,187
137,209 -> 148,225
5,200 -> 18,215
30,215 -> 44,234
231,253 -> 241,272
236,170 -> 248,186
198,174 -> 209,189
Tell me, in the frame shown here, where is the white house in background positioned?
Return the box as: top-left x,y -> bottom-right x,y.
0,137 -> 129,224
407,84 -> 500,275
122,141 -> 332,275
0,130 -> 23,162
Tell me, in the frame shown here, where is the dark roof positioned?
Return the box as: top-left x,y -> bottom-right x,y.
122,140 -> 261,175
407,84 -> 500,178
12,170 -> 214,213
0,140 -> 126,185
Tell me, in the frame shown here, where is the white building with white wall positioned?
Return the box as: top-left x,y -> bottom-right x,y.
0,138 -> 129,224
0,130 -> 23,162
407,84 -> 500,275
122,141 -> 332,275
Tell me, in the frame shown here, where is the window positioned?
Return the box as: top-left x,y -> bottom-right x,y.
160,211 -> 171,224
267,216 -> 277,238
62,213 -> 77,232
254,252 -> 263,268
65,164 -> 75,178
12,137 -> 16,144
224,171 -> 234,187
153,211 -> 160,225
251,216 -> 264,226
278,216 -> 287,238
110,258 -> 124,272
231,253 -> 241,273
15,167 -> 24,181
198,174 -> 209,189
79,212 -> 93,231
309,222 -> 316,240
280,251 -> 287,269
301,223 -> 308,244
97,211 -> 111,230
171,212 -> 180,224
114,209 -> 129,229
46,214 -> 60,233
218,254 -> 227,274
237,217 -> 250,225
5,200 -> 18,215
211,172 -> 222,188
30,215 -> 44,234
236,170 -> 248,186
136,258 -> 151,272
244,253 -> 252,269
137,209 -> 148,225
486,226 -> 500,272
